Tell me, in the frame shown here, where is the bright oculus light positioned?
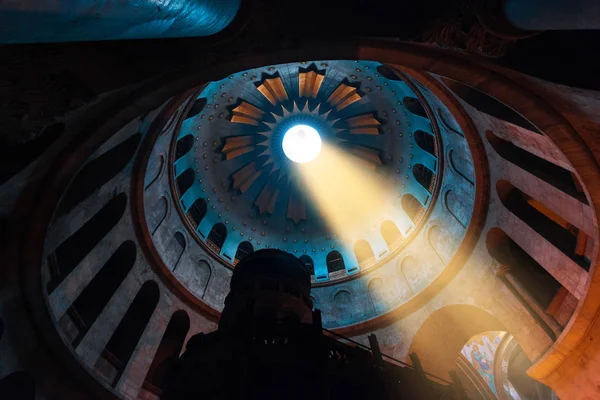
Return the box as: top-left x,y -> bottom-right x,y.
282,125 -> 322,163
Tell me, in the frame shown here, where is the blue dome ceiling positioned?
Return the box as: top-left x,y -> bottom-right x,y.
171,60 -> 440,282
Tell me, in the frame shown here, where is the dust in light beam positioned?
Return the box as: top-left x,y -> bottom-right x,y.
292,143 -> 410,243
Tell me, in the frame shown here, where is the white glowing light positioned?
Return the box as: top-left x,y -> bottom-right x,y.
282,125 -> 322,163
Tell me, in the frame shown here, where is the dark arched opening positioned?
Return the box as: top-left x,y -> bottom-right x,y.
175,168 -> 195,196
381,220 -> 402,248
175,135 -> 194,160
486,228 -> 561,310
299,255 -> 314,276
234,241 -> 254,264
413,163 -> 435,192
403,97 -> 428,119
0,122 -> 65,185
414,130 -> 436,157
354,240 -> 375,264
442,78 -> 541,134
497,180 -> 590,269
95,281 -> 160,387
326,250 -> 345,274
143,310 -> 190,392
206,223 -> 227,253
56,133 -> 141,216
188,198 -> 207,227
47,193 -> 127,293
401,194 -> 424,224
487,130 -> 587,204
376,64 -> 404,81
59,240 -> 137,348
184,98 -> 207,121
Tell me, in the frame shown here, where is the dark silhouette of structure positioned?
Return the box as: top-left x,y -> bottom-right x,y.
161,250 -> 464,399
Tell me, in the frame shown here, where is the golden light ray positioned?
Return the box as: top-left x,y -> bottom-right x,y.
292,143 -> 407,242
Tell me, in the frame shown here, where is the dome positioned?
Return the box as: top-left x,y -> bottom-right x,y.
2,37 -> 600,400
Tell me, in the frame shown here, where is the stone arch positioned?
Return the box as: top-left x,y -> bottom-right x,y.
444,189 -> 468,228
94,280 -> 160,387
428,225 -> 451,264
486,130 -> 586,203
381,220 -> 402,248
148,196 -> 168,235
449,149 -> 475,186
354,240 -> 375,265
168,232 -> 186,271
58,240 -> 137,347
47,193 -> 127,293
408,304 -> 506,379
145,154 -> 165,191
496,179 -> 588,269
144,310 -> 190,390
333,290 -> 354,325
368,277 -> 386,314
56,132 -> 141,216
441,77 -> 541,134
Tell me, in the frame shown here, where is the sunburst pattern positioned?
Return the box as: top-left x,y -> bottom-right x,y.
222,68 -> 384,223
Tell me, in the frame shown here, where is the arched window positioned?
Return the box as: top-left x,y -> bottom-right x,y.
401,194 -> 424,224
486,228 -> 561,309
487,130 -> 586,203
95,281 -> 160,387
381,220 -> 402,248
143,311 -> 190,391
414,130 -> 436,157
175,135 -> 194,160
184,98 -> 207,121
496,180 -> 589,269
59,241 -> 137,347
175,168 -> 195,196
47,193 -> 127,293
376,64 -> 404,81
413,163 -> 435,192
403,97 -> 428,119
326,250 -> 345,274
0,122 -> 64,185
206,223 -> 227,253
299,255 -> 314,276
187,198 -> 207,227
354,240 -> 375,264
441,78 -> 541,134
56,133 -> 141,216
234,241 -> 254,264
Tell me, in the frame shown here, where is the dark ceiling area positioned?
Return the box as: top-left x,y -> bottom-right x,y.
1,0 -> 599,145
